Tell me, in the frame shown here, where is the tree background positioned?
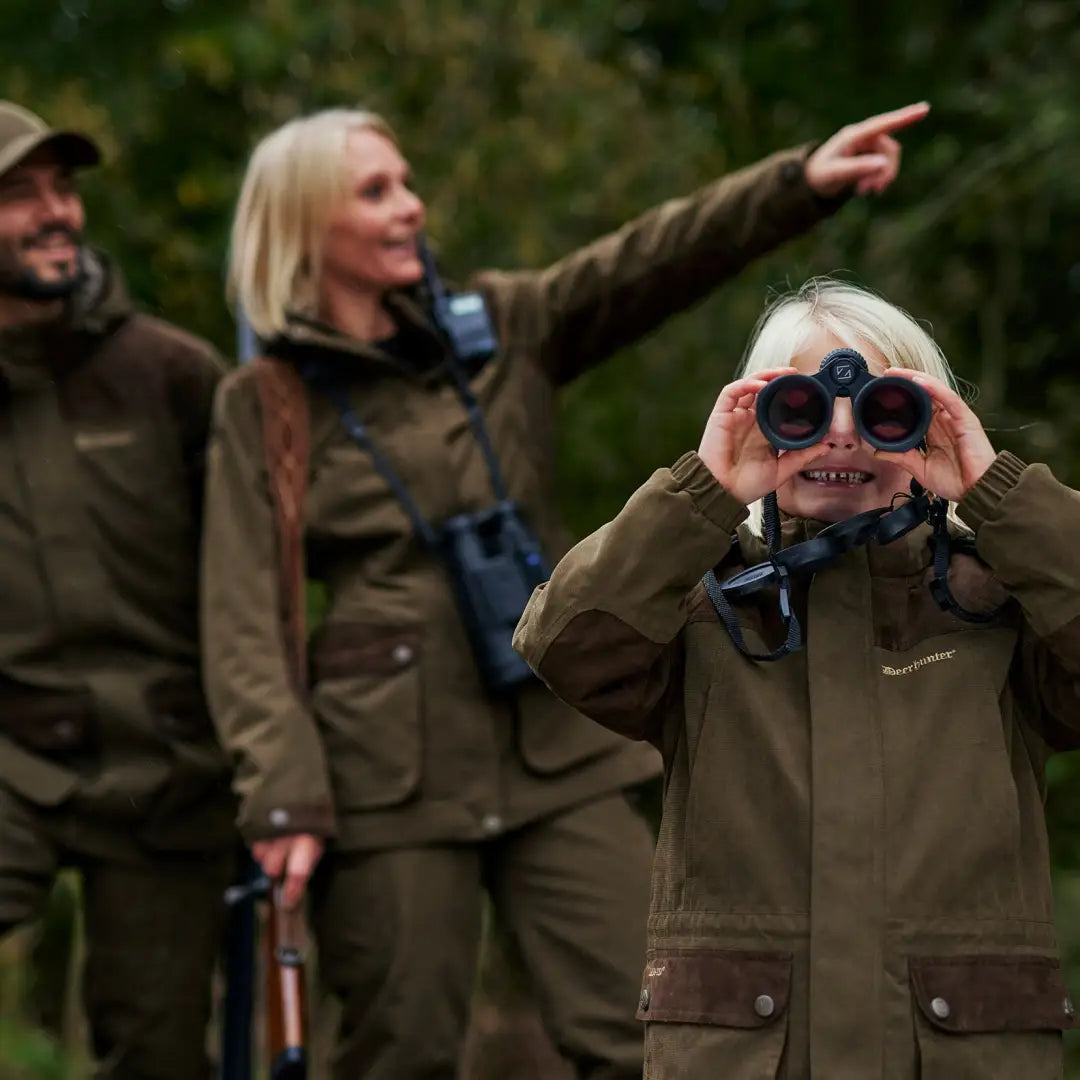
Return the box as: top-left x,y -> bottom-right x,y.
1,0 -> 1079,1075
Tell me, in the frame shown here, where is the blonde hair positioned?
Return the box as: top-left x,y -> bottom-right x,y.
227,108 -> 398,341
739,278 -> 962,532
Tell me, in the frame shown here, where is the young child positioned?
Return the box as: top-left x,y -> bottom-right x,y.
514,278 -> 1080,1080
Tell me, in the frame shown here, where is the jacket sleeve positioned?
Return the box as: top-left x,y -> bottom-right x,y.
957,451 -> 1080,750
513,451 -> 747,743
166,340 -> 227,527
475,145 -> 842,386
200,374 -> 337,841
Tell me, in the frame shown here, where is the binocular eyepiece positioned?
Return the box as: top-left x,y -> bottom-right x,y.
756,348 -> 931,452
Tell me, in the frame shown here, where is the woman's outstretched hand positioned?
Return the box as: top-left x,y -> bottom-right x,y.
805,102 -> 931,198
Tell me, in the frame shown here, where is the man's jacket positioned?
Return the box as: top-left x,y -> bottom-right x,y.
0,253 -> 234,855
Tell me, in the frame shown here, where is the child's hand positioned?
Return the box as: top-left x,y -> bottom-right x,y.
871,369 -> 997,500
698,369 -> 829,505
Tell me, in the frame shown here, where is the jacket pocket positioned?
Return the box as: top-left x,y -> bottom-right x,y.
139,675 -> 236,852
309,622 -> 423,811
637,948 -> 791,1079
145,676 -> 215,742
0,685 -> 96,754
910,955 -> 1075,1080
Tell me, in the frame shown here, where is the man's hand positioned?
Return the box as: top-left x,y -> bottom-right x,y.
805,102 -> 930,198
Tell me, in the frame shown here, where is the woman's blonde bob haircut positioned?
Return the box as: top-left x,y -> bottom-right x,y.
738,277 -> 961,531
228,108 -> 398,342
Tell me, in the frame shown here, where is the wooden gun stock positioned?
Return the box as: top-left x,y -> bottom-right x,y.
265,882 -> 308,1079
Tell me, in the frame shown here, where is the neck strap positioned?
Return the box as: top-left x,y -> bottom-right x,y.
704,485 -> 931,661
926,499 -> 1001,623
300,262 -> 507,549
705,485 -> 1003,661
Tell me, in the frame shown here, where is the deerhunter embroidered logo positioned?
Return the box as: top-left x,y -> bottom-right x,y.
881,650 -> 956,676
74,429 -> 136,451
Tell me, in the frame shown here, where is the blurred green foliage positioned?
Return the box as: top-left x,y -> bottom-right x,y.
1,0 -> 1080,1073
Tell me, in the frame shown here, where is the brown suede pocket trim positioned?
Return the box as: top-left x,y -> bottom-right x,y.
0,688 -> 95,753
145,675 -> 213,741
910,955 -> 1079,1032
309,623 -> 422,682
636,948 -> 792,1025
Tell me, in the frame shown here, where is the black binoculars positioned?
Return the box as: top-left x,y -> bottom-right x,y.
755,348 -> 931,452
441,500 -> 551,693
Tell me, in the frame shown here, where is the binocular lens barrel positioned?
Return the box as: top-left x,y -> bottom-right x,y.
756,373 -> 930,452
761,377 -> 827,446
859,382 -> 920,445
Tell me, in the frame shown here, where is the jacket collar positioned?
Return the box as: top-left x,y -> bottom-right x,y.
742,509 -> 936,579
265,289 -> 446,380
0,249 -> 132,389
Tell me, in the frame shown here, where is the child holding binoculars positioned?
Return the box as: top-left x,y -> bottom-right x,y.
514,277 -> 1080,1080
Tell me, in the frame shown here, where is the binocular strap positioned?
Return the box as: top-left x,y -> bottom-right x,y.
702,562 -> 803,662
927,507 -> 1002,624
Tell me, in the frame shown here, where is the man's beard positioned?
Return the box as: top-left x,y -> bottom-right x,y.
0,224 -> 86,302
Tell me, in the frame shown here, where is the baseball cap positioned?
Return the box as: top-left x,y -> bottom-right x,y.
0,101 -> 100,180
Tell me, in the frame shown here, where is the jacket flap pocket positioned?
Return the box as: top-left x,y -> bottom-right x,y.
310,623 -> 421,682
145,676 -> 213,740
636,949 -> 792,1026
910,955 -> 1079,1032
0,688 -> 94,752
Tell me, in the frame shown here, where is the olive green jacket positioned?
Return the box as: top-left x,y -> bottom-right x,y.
202,146 -> 844,850
514,450 -> 1080,1079
0,253 -> 234,857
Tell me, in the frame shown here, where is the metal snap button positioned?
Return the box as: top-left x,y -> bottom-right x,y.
639,987 -> 650,1011
268,808 -> 291,828
391,643 -> 414,666
480,813 -> 503,836
930,996 -> 951,1020
53,720 -> 76,742
754,994 -> 775,1018
1065,996 -> 1075,1019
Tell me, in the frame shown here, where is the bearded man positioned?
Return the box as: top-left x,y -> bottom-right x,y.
0,100 -> 235,1079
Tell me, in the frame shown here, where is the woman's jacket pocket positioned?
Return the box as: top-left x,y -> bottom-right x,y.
637,948 -> 791,1079
310,622 -> 423,811
910,954 -> 1077,1080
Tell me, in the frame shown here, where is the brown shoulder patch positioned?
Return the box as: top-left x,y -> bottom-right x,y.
537,610 -> 677,742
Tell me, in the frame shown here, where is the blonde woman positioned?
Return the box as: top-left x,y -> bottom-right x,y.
515,278 -> 1080,1079
203,107 -> 927,1079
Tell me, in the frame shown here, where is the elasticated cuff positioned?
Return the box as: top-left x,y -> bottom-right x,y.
956,451 -> 1028,534
671,452 -> 750,535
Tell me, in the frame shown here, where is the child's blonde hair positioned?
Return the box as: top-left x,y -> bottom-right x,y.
739,278 -> 961,532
